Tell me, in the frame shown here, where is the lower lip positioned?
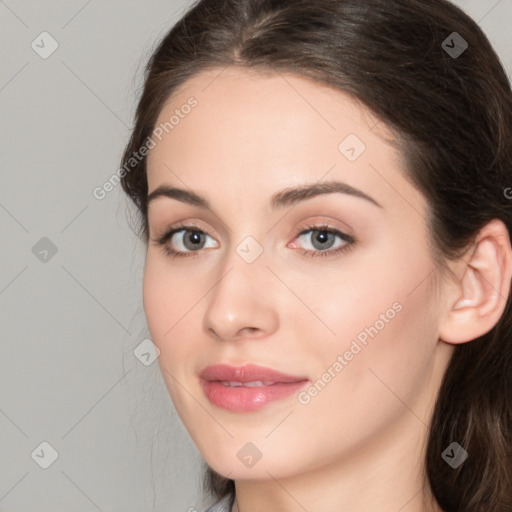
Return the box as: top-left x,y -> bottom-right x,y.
201,380 -> 309,412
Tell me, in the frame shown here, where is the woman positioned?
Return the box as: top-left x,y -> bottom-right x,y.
120,0 -> 512,510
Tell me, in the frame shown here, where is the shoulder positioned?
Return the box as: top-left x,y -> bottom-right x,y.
202,494 -> 234,512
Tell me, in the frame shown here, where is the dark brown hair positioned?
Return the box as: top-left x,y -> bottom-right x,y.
120,0 -> 512,510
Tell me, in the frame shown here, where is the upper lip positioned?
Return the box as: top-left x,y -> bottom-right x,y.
199,364 -> 308,384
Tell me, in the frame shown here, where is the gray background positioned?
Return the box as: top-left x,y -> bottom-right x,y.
1,1 -> 511,511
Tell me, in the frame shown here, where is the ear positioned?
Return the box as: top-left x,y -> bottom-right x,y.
438,218 -> 512,344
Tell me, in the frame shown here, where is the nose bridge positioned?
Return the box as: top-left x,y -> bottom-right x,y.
226,227 -> 271,287
202,232 -> 278,340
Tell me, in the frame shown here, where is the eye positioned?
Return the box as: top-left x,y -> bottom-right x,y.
152,223 -> 356,259
153,224 -> 218,258
292,224 -> 356,258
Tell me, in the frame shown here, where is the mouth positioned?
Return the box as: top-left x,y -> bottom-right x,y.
199,364 -> 309,412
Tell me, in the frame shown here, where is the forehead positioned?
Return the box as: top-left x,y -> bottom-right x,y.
149,66 -> 385,153
145,66 -> 421,216
150,67 -> 388,164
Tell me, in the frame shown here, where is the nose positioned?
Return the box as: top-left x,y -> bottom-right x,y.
202,247 -> 279,343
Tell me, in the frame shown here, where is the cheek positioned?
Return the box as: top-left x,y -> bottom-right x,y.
143,255 -> 201,343
282,256 -> 404,353
281,281 -> 437,470
304,262 -> 438,423
142,257 -> 205,406
289,238 -> 438,398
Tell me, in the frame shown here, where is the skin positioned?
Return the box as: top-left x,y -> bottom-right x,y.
143,66 -> 512,512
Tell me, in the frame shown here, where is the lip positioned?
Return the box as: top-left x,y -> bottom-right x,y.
199,364 -> 309,412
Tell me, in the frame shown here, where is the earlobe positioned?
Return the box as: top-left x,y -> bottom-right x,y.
439,219 -> 512,345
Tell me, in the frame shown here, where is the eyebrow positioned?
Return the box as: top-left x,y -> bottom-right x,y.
146,180 -> 383,211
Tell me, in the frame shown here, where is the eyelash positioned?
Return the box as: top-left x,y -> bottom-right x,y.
153,222 -> 356,259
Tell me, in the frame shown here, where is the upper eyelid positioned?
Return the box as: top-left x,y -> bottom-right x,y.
152,213 -> 353,236
151,219 -> 215,239
148,203 -> 355,237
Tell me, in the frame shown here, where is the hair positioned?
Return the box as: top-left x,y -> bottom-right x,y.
119,0 -> 512,510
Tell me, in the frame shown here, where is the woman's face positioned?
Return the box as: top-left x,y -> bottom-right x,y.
144,66 -> 453,480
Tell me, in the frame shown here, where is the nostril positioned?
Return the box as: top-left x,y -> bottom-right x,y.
241,327 -> 259,336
